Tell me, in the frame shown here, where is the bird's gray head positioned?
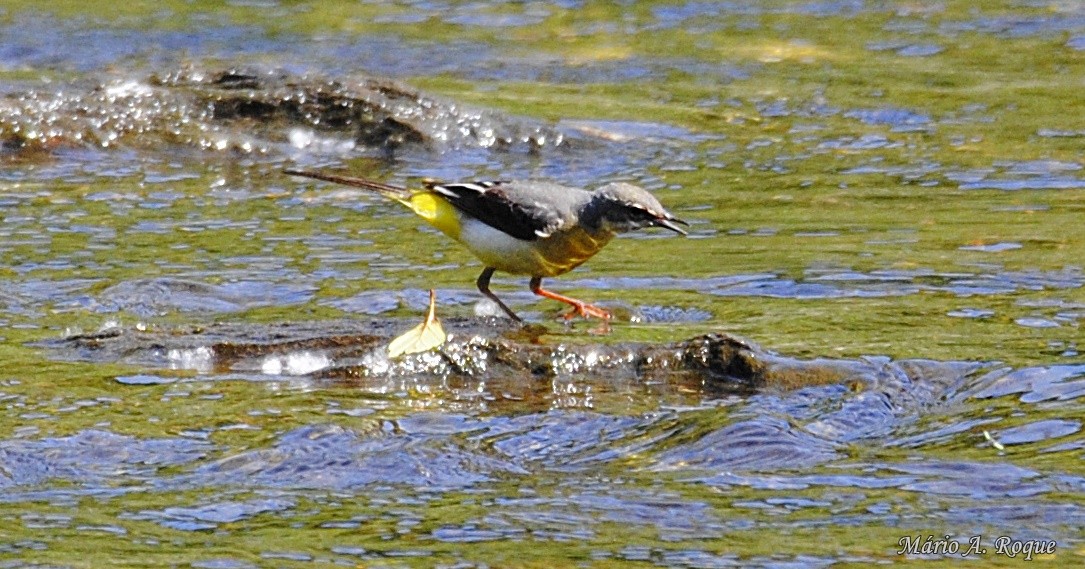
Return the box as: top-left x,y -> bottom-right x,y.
587,182 -> 688,235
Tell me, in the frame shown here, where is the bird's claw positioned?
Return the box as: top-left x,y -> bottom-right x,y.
562,302 -> 612,321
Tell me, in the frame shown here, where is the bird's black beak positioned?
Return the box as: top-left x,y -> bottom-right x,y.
654,216 -> 689,236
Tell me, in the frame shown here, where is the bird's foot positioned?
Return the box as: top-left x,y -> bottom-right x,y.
562,302 -> 612,321
528,278 -> 611,322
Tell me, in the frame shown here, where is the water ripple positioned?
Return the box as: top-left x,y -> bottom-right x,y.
126,497 -> 296,531
187,423 -> 526,490
0,430 -> 211,490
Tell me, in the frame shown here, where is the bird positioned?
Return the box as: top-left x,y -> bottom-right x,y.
284,168 -> 688,322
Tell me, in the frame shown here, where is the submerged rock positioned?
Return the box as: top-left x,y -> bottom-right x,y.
42,319 -> 964,397
0,66 -> 567,157
37,319 -> 1002,475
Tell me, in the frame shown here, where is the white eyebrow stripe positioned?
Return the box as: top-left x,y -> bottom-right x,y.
432,182 -> 493,196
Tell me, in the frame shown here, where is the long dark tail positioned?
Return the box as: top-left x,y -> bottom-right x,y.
283,168 -> 412,199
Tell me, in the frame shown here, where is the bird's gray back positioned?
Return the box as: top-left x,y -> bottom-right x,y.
428,179 -> 593,240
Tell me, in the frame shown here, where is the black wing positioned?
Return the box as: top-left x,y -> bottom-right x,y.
426,181 -> 566,241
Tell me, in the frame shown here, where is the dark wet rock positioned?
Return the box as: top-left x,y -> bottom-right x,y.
46,320 -> 388,374
34,321 -> 1012,477
41,322 -> 992,403
35,321 -> 1001,477
0,66 -> 567,158
42,322 -> 867,393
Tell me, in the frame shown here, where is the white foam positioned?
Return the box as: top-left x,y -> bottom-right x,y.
261,351 -> 331,376
167,346 -> 214,373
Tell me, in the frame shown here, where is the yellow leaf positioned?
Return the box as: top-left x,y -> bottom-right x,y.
388,289 -> 447,358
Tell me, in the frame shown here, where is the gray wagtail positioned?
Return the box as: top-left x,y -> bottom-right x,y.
284,168 -> 688,321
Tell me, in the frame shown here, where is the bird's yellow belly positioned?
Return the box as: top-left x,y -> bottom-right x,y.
407,191 -> 612,277
457,218 -> 612,277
